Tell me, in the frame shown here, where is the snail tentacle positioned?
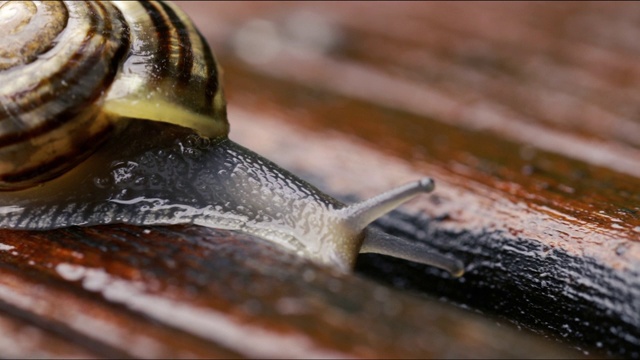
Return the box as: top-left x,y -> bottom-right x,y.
339,177 -> 435,230
361,228 -> 464,277
334,177 -> 463,276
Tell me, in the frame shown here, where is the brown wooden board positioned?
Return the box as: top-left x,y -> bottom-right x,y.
0,225 -> 578,358
0,1 -> 639,358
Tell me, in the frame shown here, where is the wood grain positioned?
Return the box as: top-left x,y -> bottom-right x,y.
0,225 -> 578,358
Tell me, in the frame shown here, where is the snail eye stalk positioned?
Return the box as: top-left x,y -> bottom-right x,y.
340,178 -> 435,230
337,178 -> 463,277
361,228 -> 464,277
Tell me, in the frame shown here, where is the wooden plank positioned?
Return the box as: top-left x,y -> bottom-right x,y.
0,1 -> 637,358
0,225 -> 578,358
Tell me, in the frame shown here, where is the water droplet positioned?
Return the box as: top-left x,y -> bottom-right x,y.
0,243 -> 14,251
615,244 -> 628,256
93,176 -> 112,189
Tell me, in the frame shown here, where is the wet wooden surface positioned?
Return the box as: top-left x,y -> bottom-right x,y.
1,1 -> 639,358
0,225 -> 579,358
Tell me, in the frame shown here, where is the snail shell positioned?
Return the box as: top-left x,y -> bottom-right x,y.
0,1 -> 463,275
0,0 -> 226,189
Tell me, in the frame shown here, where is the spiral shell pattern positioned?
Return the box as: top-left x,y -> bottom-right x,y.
0,1 -> 227,190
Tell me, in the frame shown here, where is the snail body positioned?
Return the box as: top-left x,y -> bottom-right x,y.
0,1 -> 462,274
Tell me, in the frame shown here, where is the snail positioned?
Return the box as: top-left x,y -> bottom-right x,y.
0,0 -> 463,275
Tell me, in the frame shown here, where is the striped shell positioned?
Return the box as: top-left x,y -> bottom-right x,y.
0,0 -> 228,190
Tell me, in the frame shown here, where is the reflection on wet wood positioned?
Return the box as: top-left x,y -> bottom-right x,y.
0,226 -> 577,358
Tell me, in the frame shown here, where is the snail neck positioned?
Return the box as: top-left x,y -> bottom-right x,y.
0,121 -> 359,268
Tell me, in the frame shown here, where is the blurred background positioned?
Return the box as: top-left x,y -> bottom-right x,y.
180,1 -> 640,208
